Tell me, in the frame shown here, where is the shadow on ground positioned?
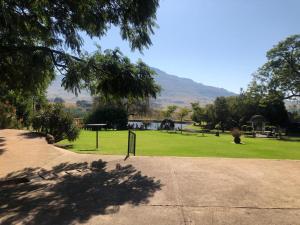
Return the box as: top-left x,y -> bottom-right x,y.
0,160 -> 161,225
18,132 -> 44,139
0,137 -> 6,155
277,137 -> 300,142
54,144 -> 74,149
162,131 -> 208,137
54,144 -> 98,152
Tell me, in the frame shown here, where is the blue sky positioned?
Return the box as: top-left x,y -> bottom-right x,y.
82,0 -> 300,93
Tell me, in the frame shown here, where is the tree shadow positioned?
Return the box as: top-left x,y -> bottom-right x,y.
55,144 -> 99,152
276,137 -> 300,142
18,132 -> 44,139
163,131 -> 207,137
0,160 -> 161,225
54,144 -> 74,149
0,137 -> 6,155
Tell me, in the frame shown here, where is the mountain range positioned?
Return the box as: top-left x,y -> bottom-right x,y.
47,67 -> 236,107
152,68 -> 235,106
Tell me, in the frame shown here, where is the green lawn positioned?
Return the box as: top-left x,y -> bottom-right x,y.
58,130 -> 300,160
184,124 -> 204,131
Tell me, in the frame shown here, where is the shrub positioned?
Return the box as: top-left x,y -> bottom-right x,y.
32,104 -> 80,142
46,134 -> 55,144
0,101 -> 18,128
215,123 -> 221,136
160,119 -> 175,130
265,125 -> 277,132
85,106 -> 128,130
142,121 -> 151,130
231,128 -> 241,144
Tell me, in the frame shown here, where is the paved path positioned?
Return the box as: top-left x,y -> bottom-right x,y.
1,129 -> 300,225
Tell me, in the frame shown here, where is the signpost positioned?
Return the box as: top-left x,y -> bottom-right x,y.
85,124 -> 107,149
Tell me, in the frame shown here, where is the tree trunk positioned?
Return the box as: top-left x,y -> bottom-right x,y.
181,117 -> 183,134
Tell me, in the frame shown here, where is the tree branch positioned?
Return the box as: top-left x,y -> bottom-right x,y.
0,45 -> 111,76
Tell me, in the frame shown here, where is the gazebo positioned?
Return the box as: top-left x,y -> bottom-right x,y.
250,115 -> 266,132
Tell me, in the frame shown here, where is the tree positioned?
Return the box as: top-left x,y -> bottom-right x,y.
246,82 -> 289,127
163,105 -> 177,119
69,49 -> 160,98
214,97 -> 229,132
203,104 -> 216,129
259,95 -> 289,127
32,104 -> 80,142
76,100 -> 92,109
0,89 -> 48,128
178,107 -> 190,134
191,102 -> 207,125
0,0 -> 160,97
92,91 -> 153,118
0,101 -> 17,128
85,106 -> 128,130
254,34 -> 300,99
53,97 -> 65,104
122,97 -> 152,117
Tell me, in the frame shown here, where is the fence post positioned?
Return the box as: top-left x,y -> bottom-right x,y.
127,130 -> 130,155
133,132 -> 136,156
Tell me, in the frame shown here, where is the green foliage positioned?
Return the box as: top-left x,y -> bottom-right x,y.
126,97 -> 152,116
289,111 -> 300,123
85,106 -> 128,130
191,89 -> 289,130
32,104 -> 80,142
1,0 -> 158,52
242,125 -> 253,132
178,107 -> 190,121
245,84 -> 289,127
231,128 -> 241,144
160,119 -> 175,130
259,96 -> 289,127
0,90 -> 48,128
254,34 -> 300,99
0,49 -> 55,97
0,101 -> 18,128
265,125 -> 277,131
64,107 -> 89,119
214,97 -> 229,131
215,123 -> 221,130
76,100 -> 92,109
163,105 -> 178,119
191,102 -> 207,124
0,0 -> 160,98
83,50 -> 161,99
177,107 -> 190,133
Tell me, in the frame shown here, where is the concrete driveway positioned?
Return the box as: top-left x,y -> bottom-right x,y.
1,129 -> 300,225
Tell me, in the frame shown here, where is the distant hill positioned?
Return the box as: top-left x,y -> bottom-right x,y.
47,76 -> 91,103
47,67 -> 236,107
152,68 -> 236,107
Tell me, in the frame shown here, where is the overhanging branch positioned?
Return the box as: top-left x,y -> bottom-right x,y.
0,44 -> 111,76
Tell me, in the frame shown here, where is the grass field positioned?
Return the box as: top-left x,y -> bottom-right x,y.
58,130 -> 300,159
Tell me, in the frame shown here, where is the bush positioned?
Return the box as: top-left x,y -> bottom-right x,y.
85,106 -> 128,130
215,123 -> 221,136
241,125 -> 253,132
265,125 -> 277,132
142,121 -> 151,130
160,119 -> 175,130
46,134 -> 55,144
231,128 -> 241,144
0,101 -> 18,128
32,104 -> 80,142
